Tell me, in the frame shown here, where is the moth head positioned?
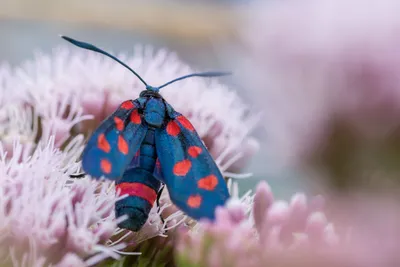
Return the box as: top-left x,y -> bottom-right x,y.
145,85 -> 160,93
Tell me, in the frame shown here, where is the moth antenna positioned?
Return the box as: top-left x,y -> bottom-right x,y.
60,35 -> 148,87
157,71 -> 232,90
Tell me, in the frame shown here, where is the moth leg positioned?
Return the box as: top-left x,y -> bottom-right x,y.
156,184 -> 166,225
69,172 -> 87,178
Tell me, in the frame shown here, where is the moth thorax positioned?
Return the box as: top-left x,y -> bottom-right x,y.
143,98 -> 166,128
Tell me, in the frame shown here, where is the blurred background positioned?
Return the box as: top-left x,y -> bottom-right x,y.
0,0 -> 309,198
4,1 -> 400,266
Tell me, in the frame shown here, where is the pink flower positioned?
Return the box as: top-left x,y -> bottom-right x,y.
177,178 -> 400,267
53,253 -> 86,267
0,38 -> 261,266
9,44 -> 259,173
176,181 -> 334,267
240,0 -> 400,168
0,104 -> 38,158
261,191 -> 400,267
0,138 -> 122,266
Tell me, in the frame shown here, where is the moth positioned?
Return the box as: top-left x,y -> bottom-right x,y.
63,36 -> 230,231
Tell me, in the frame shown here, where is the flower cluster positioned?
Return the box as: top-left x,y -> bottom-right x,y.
11,45 -> 259,174
0,41 -> 259,266
0,137 -> 120,266
176,181 -> 335,267
176,179 -> 400,267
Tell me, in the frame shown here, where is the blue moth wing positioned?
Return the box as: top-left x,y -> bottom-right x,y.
81,99 -> 147,180
155,110 -> 230,221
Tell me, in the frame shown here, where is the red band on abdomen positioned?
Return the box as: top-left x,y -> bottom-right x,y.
116,182 -> 157,204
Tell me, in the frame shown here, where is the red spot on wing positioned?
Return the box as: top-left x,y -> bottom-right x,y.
198,175 -> 218,191
100,159 -> 112,174
97,134 -> 111,153
121,100 -> 135,110
187,194 -> 202,208
156,158 -> 161,169
188,146 -> 202,158
154,158 -> 162,179
118,135 -> 129,155
131,150 -> 140,164
177,116 -> 195,131
173,159 -> 192,176
114,117 -> 124,131
116,182 -> 157,204
166,121 -> 180,136
130,110 -> 141,124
